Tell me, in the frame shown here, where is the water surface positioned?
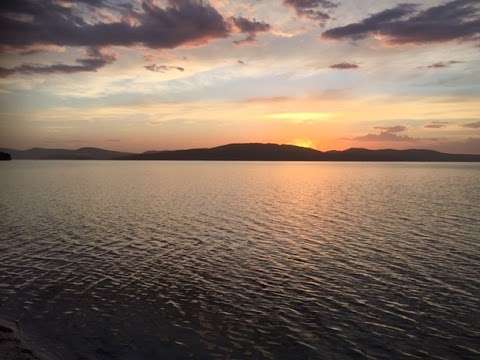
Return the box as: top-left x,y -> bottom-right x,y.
0,161 -> 479,359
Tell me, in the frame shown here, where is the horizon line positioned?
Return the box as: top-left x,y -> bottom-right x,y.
2,142 -> 480,156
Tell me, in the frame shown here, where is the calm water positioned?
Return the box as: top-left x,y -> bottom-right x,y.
0,161 -> 479,360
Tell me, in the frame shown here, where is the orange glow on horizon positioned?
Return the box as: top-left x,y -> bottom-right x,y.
291,139 -> 316,149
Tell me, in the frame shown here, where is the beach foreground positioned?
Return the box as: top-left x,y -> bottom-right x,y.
0,320 -> 43,360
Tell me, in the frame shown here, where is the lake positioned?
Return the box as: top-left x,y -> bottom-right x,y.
0,161 -> 479,359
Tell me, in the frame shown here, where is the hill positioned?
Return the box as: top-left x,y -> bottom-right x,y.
2,143 -> 479,161
119,143 -> 480,162
0,147 -> 132,160
121,143 -> 322,161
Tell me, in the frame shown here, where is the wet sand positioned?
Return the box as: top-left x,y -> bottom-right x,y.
0,320 -> 44,360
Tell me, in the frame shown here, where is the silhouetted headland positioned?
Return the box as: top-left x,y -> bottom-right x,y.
0,147 -> 131,160
2,143 -> 480,161
0,151 -> 11,161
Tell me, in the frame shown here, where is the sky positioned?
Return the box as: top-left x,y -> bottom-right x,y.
0,0 -> 479,154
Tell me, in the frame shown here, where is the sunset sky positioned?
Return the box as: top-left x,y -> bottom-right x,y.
0,0 -> 479,153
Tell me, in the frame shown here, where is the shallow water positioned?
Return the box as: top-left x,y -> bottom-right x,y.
0,161 -> 479,359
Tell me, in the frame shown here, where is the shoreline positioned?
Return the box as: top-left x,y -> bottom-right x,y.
0,319 -> 50,360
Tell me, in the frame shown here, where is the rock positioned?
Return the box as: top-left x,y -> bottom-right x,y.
0,152 -> 11,161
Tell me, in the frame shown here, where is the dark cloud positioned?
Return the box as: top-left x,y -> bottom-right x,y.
426,60 -> 463,68
58,0 -> 109,6
330,62 -> 359,69
323,0 -> 480,45
284,0 -> 338,24
145,64 -> 185,72
0,47 -> 115,77
60,0 -> 134,12
231,17 -> 271,44
463,121 -> 480,128
0,0 -> 230,50
232,16 -> 270,33
323,3 -> 417,40
425,121 -> 449,128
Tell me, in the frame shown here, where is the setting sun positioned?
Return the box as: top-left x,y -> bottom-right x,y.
291,139 -> 316,149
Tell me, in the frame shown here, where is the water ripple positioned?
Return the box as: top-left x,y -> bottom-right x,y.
0,161 -> 479,359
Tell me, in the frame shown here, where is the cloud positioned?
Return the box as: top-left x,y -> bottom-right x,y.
144,64 -> 185,73
463,121 -> 480,128
284,0 -> 338,24
322,0 -> 480,45
0,0 -> 230,50
0,44 -> 66,55
351,124 -> 480,154
352,132 -> 480,153
0,47 -> 115,77
373,125 -> 407,133
425,121 -> 449,128
355,125 -> 413,142
434,137 -> 480,154
353,132 -> 415,142
426,60 -> 463,68
243,96 -> 291,103
329,62 -> 359,70
232,16 -> 270,34
231,16 -> 271,44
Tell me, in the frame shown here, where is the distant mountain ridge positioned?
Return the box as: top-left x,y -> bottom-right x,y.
0,147 -> 132,160
2,143 -> 480,161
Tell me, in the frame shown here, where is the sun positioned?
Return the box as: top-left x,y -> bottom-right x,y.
291,139 -> 315,149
